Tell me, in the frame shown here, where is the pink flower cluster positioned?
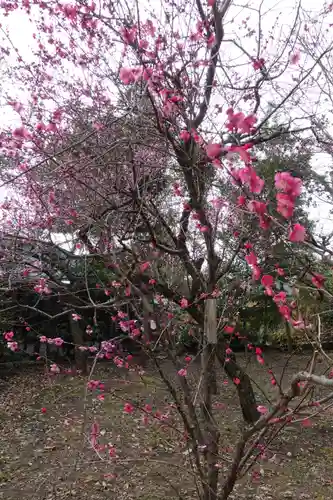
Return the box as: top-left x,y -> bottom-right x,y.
3,332 -> 18,351
226,108 -> 257,134
34,278 -> 52,295
87,379 -> 105,390
274,172 -> 306,242
7,341 -> 19,352
3,331 -> 14,341
235,165 -> 264,194
275,171 -> 302,218
40,336 -> 64,347
245,251 -> 261,281
50,363 -> 60,374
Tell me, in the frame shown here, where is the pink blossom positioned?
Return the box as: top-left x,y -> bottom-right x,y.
121,26 -> 137,44
87,380 -> 100,390
238,166 -> 264,194
245,251 -> 258,266
257,405 -> 268,414
273,292 -> 287,304
7,341 -> 18,351
292,320 -> 305,329
279,305 -> 291,320
109,446 -> 116,457
261,275 -> 274,288
4,331 -> 14,341
237,195 -> 246,206
226,109 -> 257,134
252,266 -> 261,280
207,33 -> 215,47
289,223 -> 306,242
312,273 -> 325,289
260,215 -> 271,230
252,58 -> 265,70
114,356 -> 124,368
226,348 -> 233,355
184,356 -> 192,363
36,122 -> 45,132
72,313 -> 82,321
210,198 -> 225,209
233,377 -> 241,385
228,144 -> 252,163
62,4 -> 78,20
140,261 -> 150,272
275,172 -> 302,197
224,326 -> 234,334
8,100 -> 24,113
206,143 -> 222,158
50,363 -> 60,374
301,418 -> 312,427
124,402 -> 134,414
92,122 -> 104,130
39,335 -> 48,343
12,126 -> 31,139
213,402 -> 225,409
276,193 -> 295,218
34,277 -> 52,295
276,267 -> 285,276
178,368 -> 187,377
179,130 -> 190,142
54,337 -> 64,347
248,200 -> 267,216
290,50 -> 301,64
119,67 -> 142,85
180,297 -> 189,308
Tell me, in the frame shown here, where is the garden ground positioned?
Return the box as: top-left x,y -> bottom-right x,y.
1,352 -> 333,500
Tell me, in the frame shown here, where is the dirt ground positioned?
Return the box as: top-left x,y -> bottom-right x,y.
1,352 -> 333,500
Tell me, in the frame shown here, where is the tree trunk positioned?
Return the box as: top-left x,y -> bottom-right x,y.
69,313 -> 88,375
205,299 -> 218,395
201,299 -> 219,500
216,340 -> 259,424
285,320 -> 293,352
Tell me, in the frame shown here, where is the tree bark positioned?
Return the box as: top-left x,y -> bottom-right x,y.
204,299 -> 218,395
285,320 -> 293,352
216,340 -> 259,424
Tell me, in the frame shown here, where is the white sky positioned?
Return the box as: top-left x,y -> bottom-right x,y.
0,0 -> 332,236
